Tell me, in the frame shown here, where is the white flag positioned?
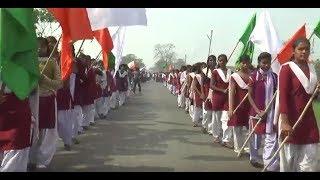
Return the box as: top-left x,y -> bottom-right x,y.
86,8 -> 147,30
249,10 -> 282,74
112,27 -> 126,78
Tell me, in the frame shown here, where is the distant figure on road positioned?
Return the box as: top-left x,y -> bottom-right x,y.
132,67 -> 141,93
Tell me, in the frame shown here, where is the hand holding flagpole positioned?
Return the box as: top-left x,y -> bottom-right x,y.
237,91 -> 277,158
262,84 -> 320,172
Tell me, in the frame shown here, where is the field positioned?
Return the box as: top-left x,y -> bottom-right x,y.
313,101 -> 320,125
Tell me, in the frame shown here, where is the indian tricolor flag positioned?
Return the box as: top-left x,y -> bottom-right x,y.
48,8 -> 147,80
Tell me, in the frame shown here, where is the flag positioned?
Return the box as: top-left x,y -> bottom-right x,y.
249,10 -> 282,73
108,52 -> 115,70
93,28 -> 114,70
112,27 -> 126,77
0,8 -> 39,100
239,13 -> 256,45
314,20 -> 320,39
48,8 -> 147,80
234,13 -> 256,67
86,8 -> 147,29
277,24 -> 306,65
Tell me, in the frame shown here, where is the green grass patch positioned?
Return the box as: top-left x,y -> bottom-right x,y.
313,101 -> 320,124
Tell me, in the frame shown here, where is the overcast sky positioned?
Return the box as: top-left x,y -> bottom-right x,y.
66,8 -> 320,68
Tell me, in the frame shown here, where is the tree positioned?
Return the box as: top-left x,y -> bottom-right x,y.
173,58 -> 186,70
33,8 -> 58,37
121,54 -> 145,68
153,43 -> 177,71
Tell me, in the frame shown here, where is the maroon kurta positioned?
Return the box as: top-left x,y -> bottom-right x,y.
110,72 -> 117,93
193,76 -> 203,108
249,70 -> 277,134
211,70 -> 228,111
39,94 -> 56,129
103,71 -> 113,97
57,87 -> 73,111
116,73 -> 128,92
202,74 -> 211,110
0,93 -> 32,151
279,64 -> 319,144
74,60 -> 87,106
82,67 -> 97,105
227,75 -> 250,127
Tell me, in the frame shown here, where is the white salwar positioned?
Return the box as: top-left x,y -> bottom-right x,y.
211,111 -> 223,139
118,91 -> 126,106
82,104 -> 95,126
220,111 -> 233,143
0,148 -> 30,172
57,110 -> 73,145
95,97 -> 105,116
280,143 -> 318,172
73,105 -> 84,133
29,121 -> 58,167
110,91 -> 119,109
233,126 -> 248,153
202,102 -> 212,133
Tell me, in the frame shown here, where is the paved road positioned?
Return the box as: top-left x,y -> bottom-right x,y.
45,81 -> 265,172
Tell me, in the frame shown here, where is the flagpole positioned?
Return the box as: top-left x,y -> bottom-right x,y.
41,35 -> 62,74
95,50 -> 102,61
308,31 -> 315,40
76,40 -> 85,58
227,41 -> 240,61
262,84 -> 320,172
207,30 -> 213,57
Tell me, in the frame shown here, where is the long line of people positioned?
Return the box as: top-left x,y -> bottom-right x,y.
155,38 -> 319,172
0,36 -> 133,172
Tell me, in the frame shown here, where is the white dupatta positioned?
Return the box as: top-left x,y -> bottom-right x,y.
215,68 -> 232,83
230,72 -> 249,90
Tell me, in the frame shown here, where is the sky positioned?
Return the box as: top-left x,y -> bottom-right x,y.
49,8 -> 320,68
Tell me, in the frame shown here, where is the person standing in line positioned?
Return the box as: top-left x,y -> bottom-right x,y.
132,67 -> 142,94
116,64 -> 129,106
247,52 -> 278,169
211,54 -> 233,148
29,37 -> 62,170
201,55 -> 216,135
277,38 -> 319,172
228,55 -> 252,154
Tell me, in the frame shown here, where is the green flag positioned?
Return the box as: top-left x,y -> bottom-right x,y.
236,41 -> 255,66
108,52 -> 115,70
314,20 -> 320,39
162,63 -> 167,69
0,8 -> 39,100
239,13 -> 256,45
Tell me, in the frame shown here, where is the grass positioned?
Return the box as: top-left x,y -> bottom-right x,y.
313,101 -> 320,125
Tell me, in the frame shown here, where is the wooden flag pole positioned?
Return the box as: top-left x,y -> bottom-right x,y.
76,40 -> 85,58
232,93 -> 249,116
262,85 -> 320,172
237,91 -> 277,158
227,41 -> 240,61
308,31 -> 315,40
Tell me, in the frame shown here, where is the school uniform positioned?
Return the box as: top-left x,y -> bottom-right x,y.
276,62 -> 319,172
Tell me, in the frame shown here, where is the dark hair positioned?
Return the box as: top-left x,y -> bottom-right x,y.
37,37 -> 50,56
239,54 -> 251,63
207,55 -> 217,65
216,54 -> 227,68
292,37 -> 310,49
290,38 -> 310,61
46,36 -> 57,44
257,52 -> 271,68
180,65 -> 187,71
